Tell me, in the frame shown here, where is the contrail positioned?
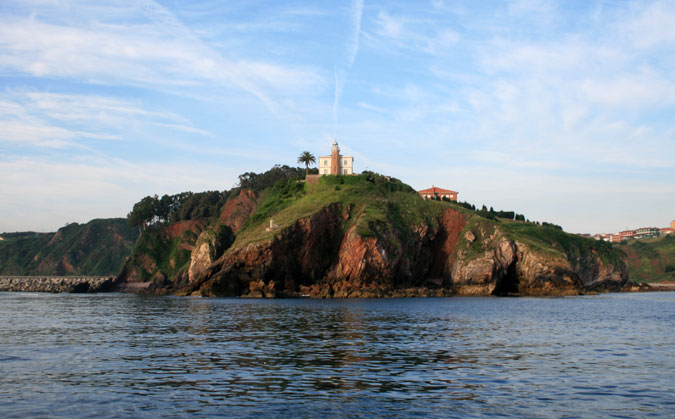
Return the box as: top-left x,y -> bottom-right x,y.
135,0 -> 279,113
333,0 -> 364,124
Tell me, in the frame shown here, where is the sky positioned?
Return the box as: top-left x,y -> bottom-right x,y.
0,0 -> 673,235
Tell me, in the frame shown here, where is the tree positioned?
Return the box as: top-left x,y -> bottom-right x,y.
238,165 -> 305,192
157,194 -> 172,223
127,196 -> 158,232
297,151 -> 316,177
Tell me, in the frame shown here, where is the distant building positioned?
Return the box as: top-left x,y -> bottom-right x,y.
659,228 -> 674,236
318,141 -> 354,176
634,227 -> 660,239
0,236 -> 3,241
609,234 -> 623,243
671,220 -> 675,230
619,230 -> 636,239
592,234 -> 610,241
418,186 -> 458,201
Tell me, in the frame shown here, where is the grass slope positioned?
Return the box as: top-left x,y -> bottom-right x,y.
617,235 -> 675,283
123,224 -> 198,282
230,174 -> 624,275
232,174 -> 444,249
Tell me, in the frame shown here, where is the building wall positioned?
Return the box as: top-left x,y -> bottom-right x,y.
319,157 -> 330,175
318,156 -> 353,176
419,191 -> 457,201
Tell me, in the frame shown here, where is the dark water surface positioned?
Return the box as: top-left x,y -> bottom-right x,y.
1,292 -> 673,418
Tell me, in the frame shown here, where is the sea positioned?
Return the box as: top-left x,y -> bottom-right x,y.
0,291 -> 673,418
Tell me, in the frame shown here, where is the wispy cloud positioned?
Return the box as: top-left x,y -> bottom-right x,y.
0,1 -> 323,113
622,1 -> 675,48
0,91 -> 209,149
333,0 -> 364,123
367,10 -> 460,55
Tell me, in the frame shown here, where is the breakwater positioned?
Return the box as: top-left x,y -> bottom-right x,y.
0,276 -> 115,293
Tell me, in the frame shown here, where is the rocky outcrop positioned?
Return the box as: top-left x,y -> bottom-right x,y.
187,189 -> 258,283
116,219 -> 207,290
0,276 -> 115,293
182,205 -> 630,298
219,189 -> 258,232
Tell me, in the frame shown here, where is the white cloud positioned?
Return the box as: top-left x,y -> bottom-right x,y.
623,1 -> 675,48
0,2 -> 323,112
579,70 -> 675,109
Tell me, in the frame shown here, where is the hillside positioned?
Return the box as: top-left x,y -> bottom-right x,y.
617,236 -> 675,283
118,172 -> 634,297
0,218 -> 138,276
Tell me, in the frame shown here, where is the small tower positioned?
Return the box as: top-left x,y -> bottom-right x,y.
331,140 -> 341,175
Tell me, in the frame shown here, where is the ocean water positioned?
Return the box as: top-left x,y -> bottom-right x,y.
0,292 -> 673,418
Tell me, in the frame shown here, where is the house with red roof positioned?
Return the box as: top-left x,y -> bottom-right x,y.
418,186 -> 458,201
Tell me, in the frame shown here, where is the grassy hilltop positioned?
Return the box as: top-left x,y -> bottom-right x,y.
235,172 -> 621,267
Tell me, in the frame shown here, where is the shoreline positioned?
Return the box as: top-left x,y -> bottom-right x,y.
1,276 -> 672,296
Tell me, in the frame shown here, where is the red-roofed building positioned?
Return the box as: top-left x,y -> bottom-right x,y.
418,186 -> 458,201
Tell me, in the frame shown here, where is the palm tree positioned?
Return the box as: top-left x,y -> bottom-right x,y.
297,151 -> 316,177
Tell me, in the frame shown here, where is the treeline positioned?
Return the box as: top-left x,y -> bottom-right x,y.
238,165 -> 317,192
127,191 -> 232,231
127,165 -> 315,231
445,199 -> 562,230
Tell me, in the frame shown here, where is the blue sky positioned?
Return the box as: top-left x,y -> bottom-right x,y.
0,0 -> 673,234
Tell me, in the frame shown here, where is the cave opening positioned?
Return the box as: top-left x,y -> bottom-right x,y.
492,259 -> 520,296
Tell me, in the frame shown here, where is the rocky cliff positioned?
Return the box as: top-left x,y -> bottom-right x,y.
116,189 -> 258,293
182,206 -> 631,298
118,174 -> 634,298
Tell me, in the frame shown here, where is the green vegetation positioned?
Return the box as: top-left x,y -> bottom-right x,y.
123,224 -> 196,282
225,169 -> 623,276
121,164 -> 316,284
237,164 -> 315,192
127,190 -> 232,231
0,219 -> 138,275
501,219 -> 622,266
617,235 -> 675,283
232,172 -> 439,249
118,164 -> 625,287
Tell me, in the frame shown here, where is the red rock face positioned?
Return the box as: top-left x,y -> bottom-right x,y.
183,205 -> 630,298
164,220 -> 205,240
190,206 -> 464,297
219,189 -> 257,233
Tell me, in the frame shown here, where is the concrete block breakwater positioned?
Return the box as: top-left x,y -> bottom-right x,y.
0,276 -> 115,293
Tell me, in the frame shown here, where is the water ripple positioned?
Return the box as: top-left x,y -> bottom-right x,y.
0,292 -> 673,417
